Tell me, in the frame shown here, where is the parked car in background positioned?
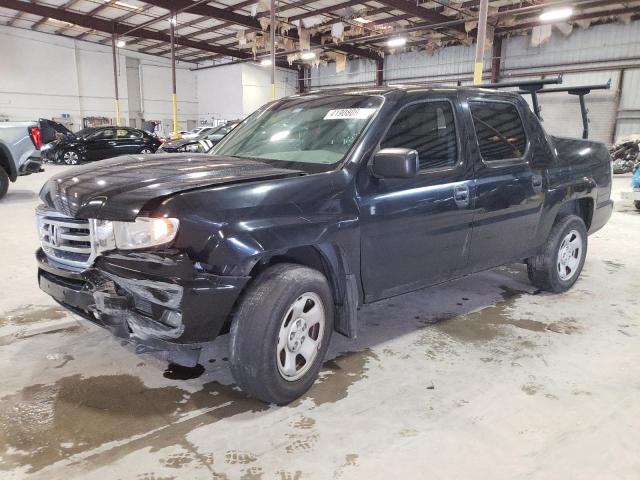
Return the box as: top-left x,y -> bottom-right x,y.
621,164 -> 640,210
0,121 -> 42,200
41,126 -> 162,164
157,122 -> 238,153
35,86 -> 612,404
181,126 -> 214,139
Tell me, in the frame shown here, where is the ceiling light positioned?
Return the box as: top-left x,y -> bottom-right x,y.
116,39 -> 126,48
260,58 -> 272,66
353,17 -> 371,24
539,7 -> 573,22
300,51 -> 316,60
168,17 -> 177,25
387,37 -> 406,48
114,1 -> 140,10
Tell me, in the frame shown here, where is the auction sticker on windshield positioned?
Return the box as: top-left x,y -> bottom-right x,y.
324,108 -> 377,120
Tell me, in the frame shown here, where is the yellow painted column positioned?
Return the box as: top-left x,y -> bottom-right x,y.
114,99 -> 121,127
172,93 -> 179,138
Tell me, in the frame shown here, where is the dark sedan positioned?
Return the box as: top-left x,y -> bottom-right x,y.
41,126 -> 162,165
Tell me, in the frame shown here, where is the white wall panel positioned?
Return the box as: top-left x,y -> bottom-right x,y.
0,25 -> 195,133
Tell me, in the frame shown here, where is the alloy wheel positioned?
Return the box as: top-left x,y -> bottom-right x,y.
63,151 -> 79,165
276,292 -> 325,382
556,229 -> 583,281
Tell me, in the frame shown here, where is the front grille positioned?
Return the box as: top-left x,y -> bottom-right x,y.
36,205 -> 96,269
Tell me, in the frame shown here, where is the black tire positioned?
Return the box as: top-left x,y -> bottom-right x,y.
527,215 -> 588,293
634,200 -> 640,211
229,263 -> 334,405
0,168 -> 9,200
140,147 -> 154,154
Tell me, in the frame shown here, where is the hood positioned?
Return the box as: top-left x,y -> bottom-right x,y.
39,154 -> 304,221
160,137 -> 198,150
39,118 -> 75,144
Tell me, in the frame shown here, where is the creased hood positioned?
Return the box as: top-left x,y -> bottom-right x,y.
39,154 -> 304,221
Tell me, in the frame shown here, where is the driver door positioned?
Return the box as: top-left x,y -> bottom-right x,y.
358,93 -> 476,302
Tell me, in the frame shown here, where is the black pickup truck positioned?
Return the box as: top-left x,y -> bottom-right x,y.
36,86 -> 612,404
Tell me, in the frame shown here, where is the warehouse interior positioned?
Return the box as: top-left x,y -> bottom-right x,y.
0,1 -> 639,479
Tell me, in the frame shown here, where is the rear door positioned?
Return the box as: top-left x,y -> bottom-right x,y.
358,93 -> 476,301
115,128 -> 145,155
462,93 -> 546,271
84,128 -> 116,160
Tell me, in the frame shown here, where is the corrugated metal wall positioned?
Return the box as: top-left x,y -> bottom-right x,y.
309,20 -> 640,143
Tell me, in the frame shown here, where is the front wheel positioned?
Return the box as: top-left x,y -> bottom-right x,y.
634,200 -> 640,211
527,215 -> 588,293
0,168 -> 9,200
229,263 -> 334,405
140,147 -> 153,154
62,150 -> 80,165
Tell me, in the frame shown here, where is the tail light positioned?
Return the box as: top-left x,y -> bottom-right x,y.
29,127 -> 42,150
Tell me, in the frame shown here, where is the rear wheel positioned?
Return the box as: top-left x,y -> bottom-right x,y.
634,200 -> 640,210
62,150 -> 80,165
0,168 -> 9,200
140,147 -> 153,154
229,263 -> 334,405
527,215 -> 588,293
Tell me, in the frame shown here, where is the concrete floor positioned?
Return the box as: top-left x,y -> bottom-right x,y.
0,164 -> 638,480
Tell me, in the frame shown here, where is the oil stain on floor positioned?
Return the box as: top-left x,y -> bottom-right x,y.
0,347 -> 379,473
0,305 -> 68,327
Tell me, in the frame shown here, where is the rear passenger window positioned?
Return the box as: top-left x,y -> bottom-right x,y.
380,101 -> 458,170
469,101 -> 527,161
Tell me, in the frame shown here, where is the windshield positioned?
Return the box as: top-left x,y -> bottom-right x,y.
214,95 -> 382,171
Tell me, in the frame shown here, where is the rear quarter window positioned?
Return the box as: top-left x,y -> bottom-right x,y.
469,101 -> 527,161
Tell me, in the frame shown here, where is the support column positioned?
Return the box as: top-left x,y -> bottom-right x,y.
473,0 -> 489,85
297,66 -> 306,94
376,56 -> 384,86
111,31 -> 121,126
491,36 -> 502,83
170,13 -> 179,139
270,0 -> 276,100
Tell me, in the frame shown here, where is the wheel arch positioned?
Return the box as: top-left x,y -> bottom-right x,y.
0,143 -> 17,182
556,197 -> 594,230
244,244 -> 360,339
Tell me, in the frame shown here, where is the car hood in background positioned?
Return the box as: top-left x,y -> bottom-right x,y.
160,138 -> 198,150
39,154 -> 304,221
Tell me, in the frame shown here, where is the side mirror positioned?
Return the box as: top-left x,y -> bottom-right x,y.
371,148 -> 419,179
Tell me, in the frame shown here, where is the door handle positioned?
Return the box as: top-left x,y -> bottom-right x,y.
532,174 -> 543,192
453,183 -> 470,208
108,141 -> 117,145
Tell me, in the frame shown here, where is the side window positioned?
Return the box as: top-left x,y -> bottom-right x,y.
469,101 -> 527,161
116,129 -> 140,139
380,101 -> 458,170
89,129 -> 114,140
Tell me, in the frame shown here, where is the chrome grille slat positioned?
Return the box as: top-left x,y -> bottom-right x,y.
41,242 -> 92,254
59,232 -> 90,241
36,205 -> 96,269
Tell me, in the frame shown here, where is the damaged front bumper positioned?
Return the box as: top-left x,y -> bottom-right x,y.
37,248 -> 250,366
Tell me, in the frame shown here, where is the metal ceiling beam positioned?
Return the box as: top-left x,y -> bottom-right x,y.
140,0 -> 262,31
374,0 -> 466,33
0,0 -> 252,59
139,0 -> 381,60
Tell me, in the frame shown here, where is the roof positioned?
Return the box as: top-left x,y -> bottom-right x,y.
1,0 -> 638,68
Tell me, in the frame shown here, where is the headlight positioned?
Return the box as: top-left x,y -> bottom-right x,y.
183,143 -> 202,153
114,217 -> 180,250
92,217 -> 179,251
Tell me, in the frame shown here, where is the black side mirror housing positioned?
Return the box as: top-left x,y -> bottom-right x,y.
371,148 -> 419,179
